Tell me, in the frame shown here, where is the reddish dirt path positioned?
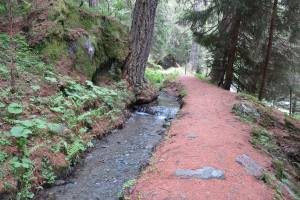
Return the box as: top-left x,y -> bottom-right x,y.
131,76 -> 273,200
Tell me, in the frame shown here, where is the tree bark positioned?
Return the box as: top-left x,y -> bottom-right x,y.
222,13 -> 241,90
189,41 -> 199,71
123,0 -> 158,87
88,0 -> 97,7
8,0 -> 16,93
188,0 -> 201,73
258,0 -> 278,100
292,97 -> 297,114
289,88 -> 292,115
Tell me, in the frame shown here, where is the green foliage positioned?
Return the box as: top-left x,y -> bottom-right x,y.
10,157 -> 35,199
145,69 -> 165,87
179,89 -> 188,97
291,114 -> 300,121
10,126 -> 32,138
0,63 -> 9,80
239,92 -> 261,104
145,68 -> 180,89
0,151 -> 8,163
250,126 -> 278,153
66,139 -> 86,161
0,101 -> 5,108
45,76 -> 58,84
7,103 -> 23,114
0,2 -> 132,198
41,40 -> 68,61
0,33 -> 52,78
152,0 -> 192,65
232,104 -> 257,124
48,123 -> 64,134
195,72 -> 208,81
261,172 -> 284,200
0,0 -> 31,17
0,138 -> 11,146
42,80 -> 128,129
41,157 -> 56,184
118,179 -> 137,199
261,171 -> 277,186
272,159 -> 286,180
147,61 -> 163,70
15,118 -> 48,129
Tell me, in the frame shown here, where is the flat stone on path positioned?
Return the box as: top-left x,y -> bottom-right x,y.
236,154 -> 264,178
175,167 -> 225,180
185,132 -> 198,140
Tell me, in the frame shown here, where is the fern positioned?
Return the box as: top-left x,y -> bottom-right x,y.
66,139 -> 86,161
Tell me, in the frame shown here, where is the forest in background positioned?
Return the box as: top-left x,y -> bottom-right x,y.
181,0 -> 300,114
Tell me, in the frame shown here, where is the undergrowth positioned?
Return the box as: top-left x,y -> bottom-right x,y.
250,126 -> 278,154
195,72 -> 208,81
0,33 -> 52,80
232,95 -> 300,200
0,32 -> 132,199
145,67 -> 180,89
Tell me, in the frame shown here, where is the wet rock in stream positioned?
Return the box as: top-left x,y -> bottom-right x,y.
37,93 -> 180,200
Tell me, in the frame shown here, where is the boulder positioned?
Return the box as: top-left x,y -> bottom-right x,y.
156,54 -> 180,70
135,85 -> 159,104
232,101 -> 260,121
24,0 -> 129,81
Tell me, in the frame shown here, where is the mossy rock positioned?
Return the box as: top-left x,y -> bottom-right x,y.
26,0 -> 129,80
99,17 -> 129,61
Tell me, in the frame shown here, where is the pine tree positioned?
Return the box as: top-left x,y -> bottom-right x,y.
123,0 -> 159,87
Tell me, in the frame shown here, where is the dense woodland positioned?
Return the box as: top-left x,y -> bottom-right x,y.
182,0 -> 300,108
0,0 -> 299,199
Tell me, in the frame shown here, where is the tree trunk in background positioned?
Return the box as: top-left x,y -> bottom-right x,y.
289,88 -> 293,115
88,0 -> 97,7
189,41 -> 199,71
124,0 -> 158,87
189,0 -> 201,72
258,0 -> 278,100
292,97 -> 297,114
218,50 -> 228,86
222,13 -> 241,90
8,0 -> 16,93
211,9 -> 232,86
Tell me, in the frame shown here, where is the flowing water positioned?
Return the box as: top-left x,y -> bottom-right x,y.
38,92 -> 180,200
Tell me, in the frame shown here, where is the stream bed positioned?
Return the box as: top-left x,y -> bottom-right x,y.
38,92 -> 180,200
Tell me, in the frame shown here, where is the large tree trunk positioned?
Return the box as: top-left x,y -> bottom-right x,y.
123,0 -> 158,87
258,0 -> 278,100
222,13 -> 241,90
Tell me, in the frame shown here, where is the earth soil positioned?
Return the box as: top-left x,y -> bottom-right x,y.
130,76 -> 274,200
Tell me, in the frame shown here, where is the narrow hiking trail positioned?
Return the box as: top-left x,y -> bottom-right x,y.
131,76 -> 273,200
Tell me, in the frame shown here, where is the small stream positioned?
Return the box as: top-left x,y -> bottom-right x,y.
38,92 -> 180,200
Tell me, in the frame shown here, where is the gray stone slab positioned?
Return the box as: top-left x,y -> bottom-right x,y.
236,154 -> 264,178
175,167 -> 225,180
185,133 -> 198,140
